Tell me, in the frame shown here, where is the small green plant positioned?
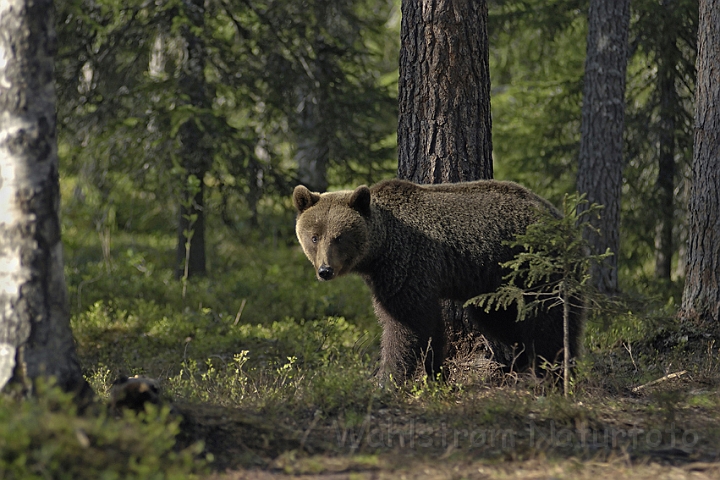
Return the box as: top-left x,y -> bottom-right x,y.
410,371 -> 458,402
179,174 -> 202,300
466,193 -> 612,397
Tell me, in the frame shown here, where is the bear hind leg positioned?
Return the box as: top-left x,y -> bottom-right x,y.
465,305 -> 533,371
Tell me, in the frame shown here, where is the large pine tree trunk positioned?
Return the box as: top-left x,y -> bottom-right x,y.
576,0 -> 630,294
680,0 -> 720,327
397,0 -> 492,183
0,0 -> 88,395
396,0 -> 492,366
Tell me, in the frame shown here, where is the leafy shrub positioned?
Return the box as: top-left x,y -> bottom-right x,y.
0,381 -> 206,480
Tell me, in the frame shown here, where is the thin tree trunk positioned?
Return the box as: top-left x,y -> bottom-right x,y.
654,70 -> 676,280
0,0 -> 88,396
680,0 -> 720,327
177,182 -> 206,279
295,35 -> 332,193
175,0 -> 210,279
397,0 -> 492,366
654,0 -> 680,280
563,288 -> 571,397
576,0 -> 630,294
295,128 -> 329,193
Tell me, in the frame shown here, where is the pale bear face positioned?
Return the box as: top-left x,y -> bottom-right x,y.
293,185 -> 371,281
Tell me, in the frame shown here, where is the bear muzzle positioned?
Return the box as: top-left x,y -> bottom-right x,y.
317,265 -> 335,281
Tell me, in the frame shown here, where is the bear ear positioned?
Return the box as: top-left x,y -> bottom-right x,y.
293,185 -> 320,213
349,185 -> 371,216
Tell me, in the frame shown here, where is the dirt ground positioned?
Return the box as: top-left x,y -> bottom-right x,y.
209,459 -> 720,480
174,372 -> 720,480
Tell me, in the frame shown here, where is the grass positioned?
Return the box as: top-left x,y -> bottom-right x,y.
2,182 -> 719,479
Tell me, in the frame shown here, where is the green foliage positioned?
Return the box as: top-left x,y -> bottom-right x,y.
409,372 -> 458,406
167,317 -> 379,413
62,177 -> 375,329
54,0 -> 398,236
489,1 -> 587,201
621,0 -> 697,277
466,194 -> 613,396
489,0 -> 698,289
584,310 -> 651,351
63,190 -> 381,411
0,381 -> 206,480
80,244 -> 363,314
466,194 -> 611,322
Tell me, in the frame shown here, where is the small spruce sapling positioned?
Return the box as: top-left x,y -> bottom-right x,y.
180,174 -> 201,300
466,193 -> 612,396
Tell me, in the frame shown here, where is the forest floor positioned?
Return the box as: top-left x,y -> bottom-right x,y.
59,225 -> 720,480
169,339 -> 720,480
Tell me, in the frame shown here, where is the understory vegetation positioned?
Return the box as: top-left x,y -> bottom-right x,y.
2,177 -> 719,479
1,0 -> 713,477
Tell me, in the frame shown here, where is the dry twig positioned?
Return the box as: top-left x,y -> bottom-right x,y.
631,370 -> 687,393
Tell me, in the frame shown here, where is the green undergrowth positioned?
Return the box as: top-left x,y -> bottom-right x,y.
166,316 -> 383,413
41,181 -> 720,475
0,380 -> 207,480
64,233 -> 375,330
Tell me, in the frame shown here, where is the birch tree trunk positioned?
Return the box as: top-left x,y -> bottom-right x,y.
679,0 -> 720,327
576,0 -> 630,294
396,0 -> 492,366
0,0 -> 88,395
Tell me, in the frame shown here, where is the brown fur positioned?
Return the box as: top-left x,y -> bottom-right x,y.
293,179 -> 582,382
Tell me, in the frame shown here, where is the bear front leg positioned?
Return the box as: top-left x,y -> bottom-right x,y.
373,298 -> 445,384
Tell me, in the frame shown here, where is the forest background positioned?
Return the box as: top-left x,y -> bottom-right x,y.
54,0 -> 698,288
2,0 -> 718,479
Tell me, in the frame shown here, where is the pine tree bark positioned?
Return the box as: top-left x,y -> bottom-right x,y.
680,0 -> 720,327
576,0 -> 630,294
0,0 -> 88,395
397,0 -> 492,184
396,0 -> 492,366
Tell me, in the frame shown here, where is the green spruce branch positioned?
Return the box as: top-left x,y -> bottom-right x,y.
466,193 -> 613,396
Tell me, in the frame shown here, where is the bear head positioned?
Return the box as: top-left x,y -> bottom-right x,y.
293,184 -> 372,281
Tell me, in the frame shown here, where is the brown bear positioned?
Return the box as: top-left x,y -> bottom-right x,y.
293,179 -> 582,382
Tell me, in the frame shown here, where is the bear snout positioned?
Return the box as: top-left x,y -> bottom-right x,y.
317,265 -> 335,281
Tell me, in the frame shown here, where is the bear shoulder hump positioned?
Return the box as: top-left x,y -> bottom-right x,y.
371,178 -> 418,196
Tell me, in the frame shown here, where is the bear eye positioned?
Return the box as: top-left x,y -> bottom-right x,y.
311,235 -> 318,244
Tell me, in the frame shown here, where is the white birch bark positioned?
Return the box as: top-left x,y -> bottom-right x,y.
0,0 -> 86,392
